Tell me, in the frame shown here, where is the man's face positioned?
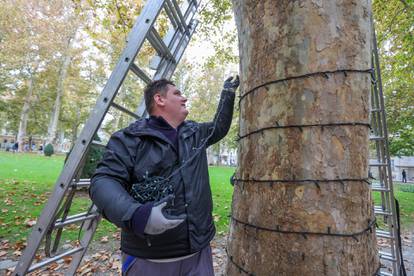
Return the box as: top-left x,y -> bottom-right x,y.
159,84 -> 188,122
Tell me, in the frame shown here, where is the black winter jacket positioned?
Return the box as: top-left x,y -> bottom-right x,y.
90,90 -> 235,258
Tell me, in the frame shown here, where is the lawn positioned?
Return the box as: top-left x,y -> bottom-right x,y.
0,152 -> 235,246
1,151 -> 413,249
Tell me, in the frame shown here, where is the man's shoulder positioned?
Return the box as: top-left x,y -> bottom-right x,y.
120,118 -> 151,136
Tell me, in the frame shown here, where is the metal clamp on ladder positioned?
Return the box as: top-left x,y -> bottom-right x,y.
13,0 -> 200,275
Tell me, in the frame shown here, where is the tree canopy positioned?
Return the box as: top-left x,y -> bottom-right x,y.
0,0 -> 411,155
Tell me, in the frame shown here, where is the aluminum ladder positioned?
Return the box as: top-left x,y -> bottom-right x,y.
370,25 -> 405,276
13,0 -> 199,274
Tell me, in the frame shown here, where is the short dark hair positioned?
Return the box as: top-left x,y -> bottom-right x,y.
144,79 -> 175,114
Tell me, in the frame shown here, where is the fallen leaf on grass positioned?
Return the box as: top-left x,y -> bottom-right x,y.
63,256 -> 72,264
6,267 -> 14,276
1,209 -> 8,213
0,250 -> 7,257
0,240 -> 10,250
213,214 -> 221,222
13,250 -> 22,257
4,198 -> 14,206
25,219 -> 37,227
47,262 -> 59,271
13,241 -> 27,250
100,236 -> 109,243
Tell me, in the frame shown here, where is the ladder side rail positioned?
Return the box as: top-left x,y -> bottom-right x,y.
49,152 -> 90,257
45,187 -> 77,257
151,0 -> 198,77
13,1 -> 167,274
372,25 -> 401,275
157,2 -> 199,79
67,206 -> 101,275
371,59 -> 391,220
170,0 -> 190,35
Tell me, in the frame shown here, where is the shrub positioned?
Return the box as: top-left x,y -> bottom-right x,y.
81,136 -> 105,178
44,143 -> 54,157
399,185 -> 414,193
65,135 -> 105,178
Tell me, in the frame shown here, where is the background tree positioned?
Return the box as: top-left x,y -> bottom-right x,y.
373,0 -> 414,156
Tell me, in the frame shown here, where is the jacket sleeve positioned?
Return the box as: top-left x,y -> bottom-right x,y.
199,89 -> 235,147
89,131 -> 141,229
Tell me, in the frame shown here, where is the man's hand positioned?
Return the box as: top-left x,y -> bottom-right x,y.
223,75 -> 240,92
144,195 -> 186,235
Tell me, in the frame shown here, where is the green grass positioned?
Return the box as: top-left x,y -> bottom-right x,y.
0,152 -> 235,246
2,151 -> 414,249
209,166 -> 236,234
372,182 -> 414,231
0,152 -> 118,245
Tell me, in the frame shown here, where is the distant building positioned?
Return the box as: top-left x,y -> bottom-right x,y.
207,146 -> 237,166
391,156 -> 414,182
370,156 -> 414,183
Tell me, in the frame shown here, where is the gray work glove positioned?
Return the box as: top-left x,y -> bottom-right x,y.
223,75 -> 240,92
144,195 -> 186,235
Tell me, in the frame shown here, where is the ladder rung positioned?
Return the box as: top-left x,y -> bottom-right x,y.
148,28 -> 176,61
54,212 -> 99,229
91,140 -> 106,148
169,0 -> 190,35
72,179 -> 91,189
374,205 -> 392,216
369,161 -> 388,167
28,247 -> 84,273
111,102 -> 140,119
378,250 -> 396,262
369,135 -> 385,141
377,271 -> 393,276
376,229 -> 394,239
371,183 -> 390,192
129,63 -> 152,84
371,108 -> 383,112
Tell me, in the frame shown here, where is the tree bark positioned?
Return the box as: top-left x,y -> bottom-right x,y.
227,1 -> 379,275
46,29 -> 76,146
17,73 -> 35,152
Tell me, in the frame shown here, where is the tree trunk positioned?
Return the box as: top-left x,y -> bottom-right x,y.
17,73 -> 35,152
227,1 -> 379,275
46,30 -> 76,146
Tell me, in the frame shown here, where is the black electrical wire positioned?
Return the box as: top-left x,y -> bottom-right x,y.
238,68 -> 374,104
233,177 -> 371,188
237,122 -> 371,141
225,247 -> 255,276
231,215 -> 376,241
395,198 -> 407,276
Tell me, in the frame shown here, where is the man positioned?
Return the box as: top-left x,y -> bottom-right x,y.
90,76 -> 238,275
402,169 -> 407,183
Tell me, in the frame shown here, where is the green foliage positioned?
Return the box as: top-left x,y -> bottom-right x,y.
80,135 -> 105,178
44,143 -> 54,156
373,0 -> 414,155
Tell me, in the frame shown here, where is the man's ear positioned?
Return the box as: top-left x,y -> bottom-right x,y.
153,93 -> 165,107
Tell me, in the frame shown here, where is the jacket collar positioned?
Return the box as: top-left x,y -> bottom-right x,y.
123,118 -> 198,140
